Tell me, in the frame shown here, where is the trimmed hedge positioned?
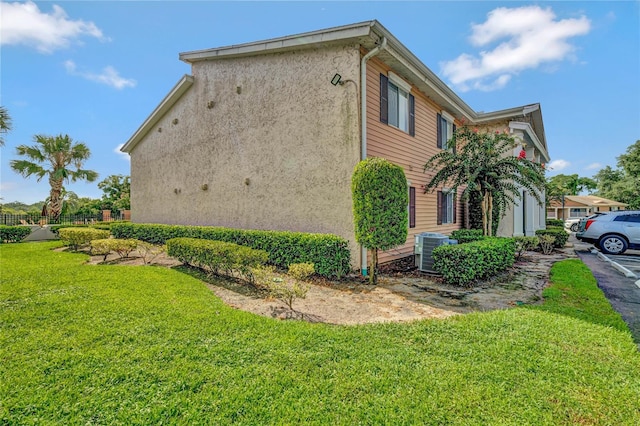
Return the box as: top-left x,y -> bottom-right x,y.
432,237 -> 516,286
535,228 -> 569,248
58,228 -> 110,251
0,225 -> 32,243
449,229 -> 485,244
546,219 -> 564,227
90,238 -> 138,259
111,223 -> 351,278
167,237 -> 268,281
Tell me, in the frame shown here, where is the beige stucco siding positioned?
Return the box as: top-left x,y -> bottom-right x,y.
365,59 -> 462,263
129,45 -> 362,264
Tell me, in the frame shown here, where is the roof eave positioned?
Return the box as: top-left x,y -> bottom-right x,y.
179,20 -> 379,63
121,74 -> 194,153
509,120 -> 551,163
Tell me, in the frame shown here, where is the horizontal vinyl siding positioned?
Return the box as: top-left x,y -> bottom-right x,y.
365,58 -> 462,264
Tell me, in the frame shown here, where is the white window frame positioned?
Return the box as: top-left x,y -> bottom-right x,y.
442,188 -> 455,224
439,110 -> 455,150
387,72 -> 412,133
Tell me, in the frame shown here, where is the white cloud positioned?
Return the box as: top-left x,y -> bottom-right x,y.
585,162 -> 602,170
547,159 -> 571,171
65,60 -> 136,90
441,6 -> 591,92
114,144 -> 130,161
0,1 -> 107,53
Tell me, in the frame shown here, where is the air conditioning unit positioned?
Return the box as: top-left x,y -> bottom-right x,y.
414,232 -> 455,272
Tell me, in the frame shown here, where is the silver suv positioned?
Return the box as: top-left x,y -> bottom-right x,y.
576,210 -> 640,255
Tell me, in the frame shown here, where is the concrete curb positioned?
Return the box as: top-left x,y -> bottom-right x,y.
596,252 -> 638,279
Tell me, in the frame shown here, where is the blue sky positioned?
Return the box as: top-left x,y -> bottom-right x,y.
1,1 -> 639,204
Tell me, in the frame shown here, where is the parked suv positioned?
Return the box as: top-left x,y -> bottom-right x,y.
576,210 -> 640,254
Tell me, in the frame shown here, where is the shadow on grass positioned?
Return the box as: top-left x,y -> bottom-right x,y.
172,264 -> 269,299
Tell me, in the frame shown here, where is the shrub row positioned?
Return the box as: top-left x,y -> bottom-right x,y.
449,229 -> 485,244
546,219 -> 564,227
432,237 -> 516,287
58,228 -> 110,250
535,227 -> 569,248
167,237 -> 268,282
90,238 -> 138,260
0,225 -> 32,243
111,223 -> 351,278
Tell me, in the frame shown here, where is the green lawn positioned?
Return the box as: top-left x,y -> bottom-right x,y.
2,242 -> 639,425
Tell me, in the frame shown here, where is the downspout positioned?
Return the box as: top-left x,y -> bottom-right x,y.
359,36 -> 387,276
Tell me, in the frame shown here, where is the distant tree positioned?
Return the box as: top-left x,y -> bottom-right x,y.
10,134 -> 98,220
595,140 -> 640,208
0,106 -> 12,147
98,174 -> 130,212
424,126 -> 546,236
352,158 -> 408,285
594,166 -> 624,195
546,174 -> 597,200
617,140 -> 640,178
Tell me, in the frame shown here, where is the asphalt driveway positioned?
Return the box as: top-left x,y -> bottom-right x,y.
572,237 -> 640,347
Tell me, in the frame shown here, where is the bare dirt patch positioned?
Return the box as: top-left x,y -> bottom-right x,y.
74,244 -> 576,325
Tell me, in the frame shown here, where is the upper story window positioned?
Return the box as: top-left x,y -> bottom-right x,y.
380,73 -> 415,136
437,111 -> 456,150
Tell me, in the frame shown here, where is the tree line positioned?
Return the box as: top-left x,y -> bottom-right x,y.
546,140 -> 640,209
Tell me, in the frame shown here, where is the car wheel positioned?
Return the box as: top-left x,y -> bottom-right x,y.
599,235 -> 628,255
570,223 -> 579,232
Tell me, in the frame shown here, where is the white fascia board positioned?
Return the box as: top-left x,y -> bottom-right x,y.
509,121 -> 550,163
121,74 -> 194,154
474,104 -> 540,123
373,30 -> 476,121
179,21 -> 377,63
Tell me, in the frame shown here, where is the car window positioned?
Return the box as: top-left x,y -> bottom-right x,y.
614,215 -> 629,222
625,214 -> 640,223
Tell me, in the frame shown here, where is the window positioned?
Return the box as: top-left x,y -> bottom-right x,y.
570,208 -> 587,218
409,187 -> 416,228
614,214 -> 640,223
437,190 -> 456,225
380,73 -> 415,136
437,111 -> 456,150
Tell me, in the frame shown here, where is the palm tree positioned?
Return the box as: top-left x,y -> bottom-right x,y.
423,126 -> 546,236
0,106 -> 12,147
10,134 -> 98,220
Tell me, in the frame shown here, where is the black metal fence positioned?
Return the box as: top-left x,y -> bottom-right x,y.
0,213 -> 113,226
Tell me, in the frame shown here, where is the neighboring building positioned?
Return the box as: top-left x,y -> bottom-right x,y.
547,195 -> 627,220
122,20 -> 550,273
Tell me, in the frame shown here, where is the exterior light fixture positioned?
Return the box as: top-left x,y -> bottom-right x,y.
331,73 -> 342,86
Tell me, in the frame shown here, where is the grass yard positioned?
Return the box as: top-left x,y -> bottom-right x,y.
1,242 -> 639,425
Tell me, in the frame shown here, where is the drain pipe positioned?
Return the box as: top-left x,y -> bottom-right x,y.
359,36 -> 387,277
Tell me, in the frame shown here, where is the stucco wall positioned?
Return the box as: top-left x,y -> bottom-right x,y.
129,44 -> 362,264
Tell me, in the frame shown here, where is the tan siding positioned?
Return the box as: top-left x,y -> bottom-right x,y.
365,58 -> 462,264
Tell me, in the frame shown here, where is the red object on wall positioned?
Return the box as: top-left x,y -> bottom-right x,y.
518,148 -> 526,159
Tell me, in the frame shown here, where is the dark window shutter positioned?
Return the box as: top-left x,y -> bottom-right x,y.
409,94 -> 415,137
452,124 -> 457,153
453,193 -> 457,224
436,113 -> 442,149
409,187 -> 416,228
437,190 -> 443,225
380,74 -> 388,124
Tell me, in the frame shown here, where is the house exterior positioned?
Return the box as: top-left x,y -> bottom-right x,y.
547,195 -> 627,220
121,20 -> 550,273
